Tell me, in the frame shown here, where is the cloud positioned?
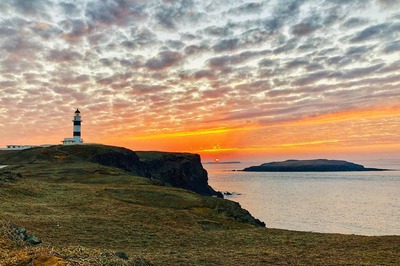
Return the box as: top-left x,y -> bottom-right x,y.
46,49 -> 83,62
350,23 -> 388,42
59,19 -> 90,41
383,41 -> 400,53
153,0 -> 203,30
326,55 -> 348,66
273,40 -> 297,54
0,81 -> 17,88
285,58 -> 310,69
203,25 -> 232,37
292,71 -> 331,86
1,35 -> 43,56
145,51 -> 183,70
345,45 -> 370,56
1,0 -> 400,152
166,40 -> 185,50
11,0 -> 51,15
274,0 -> 302,19
340,63 -> 385,79
59,2 -> 80,16
207,50 -> 269,69
192,70 -> 216,80
212,38 -> 240,52
291,22 -> 320,36
85,0 -> 146,26
183,44 -> 209,55
376,0 -> 400,8
119,56 -> 144,68
342,17 -> 368,29
228,2 -> 264,14
30,22 -> 62,39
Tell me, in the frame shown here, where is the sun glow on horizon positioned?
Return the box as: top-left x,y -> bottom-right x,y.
91,104 -> 400,162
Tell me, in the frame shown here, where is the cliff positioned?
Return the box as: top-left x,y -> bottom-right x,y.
243,159 -> 387,172
136,151 -> 221,197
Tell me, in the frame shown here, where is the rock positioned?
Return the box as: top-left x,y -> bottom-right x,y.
13,225 -> 41,245
26,235 -> 42,245
115,251 -> 129,260
14,226 -> 27,240
213,199 -> 266,227
136,151 -> 222,197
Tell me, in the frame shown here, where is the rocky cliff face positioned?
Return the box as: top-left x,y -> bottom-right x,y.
66,145 -> 147,177
136,151 -> 222,197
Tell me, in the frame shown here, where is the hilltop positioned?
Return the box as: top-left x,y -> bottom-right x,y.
243,159 -> 387,172
0,145 -> 221,197
0,145 -> 399,265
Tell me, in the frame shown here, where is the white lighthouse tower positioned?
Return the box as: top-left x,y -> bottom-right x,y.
73,109 -> 82,143
62,109 -> 83,145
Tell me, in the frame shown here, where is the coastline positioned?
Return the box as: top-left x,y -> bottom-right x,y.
1,147 -> 400,264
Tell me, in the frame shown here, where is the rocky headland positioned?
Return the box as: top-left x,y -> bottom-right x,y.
0,144 -> 220,197
243,159 -> 387,172
136,151 -> 221,197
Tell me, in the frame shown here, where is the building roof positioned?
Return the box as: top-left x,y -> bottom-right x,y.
75,109 -> 80,114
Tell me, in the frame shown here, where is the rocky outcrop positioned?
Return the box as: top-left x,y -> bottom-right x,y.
13,226 -> 42,245
243,159 -> 387,172
211,199 -> 266,227
136,151 -> 222,197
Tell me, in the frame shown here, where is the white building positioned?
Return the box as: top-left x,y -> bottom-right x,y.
62,109 -> 83,145
4,145 -> 38,150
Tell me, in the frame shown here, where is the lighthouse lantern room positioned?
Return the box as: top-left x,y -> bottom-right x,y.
62,109 -> 83,145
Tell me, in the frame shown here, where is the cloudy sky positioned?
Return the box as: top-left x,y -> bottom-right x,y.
1,0 -> 400,161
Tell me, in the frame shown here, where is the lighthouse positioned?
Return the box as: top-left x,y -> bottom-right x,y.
62,109 -> 83,145
73,109 -> 82,143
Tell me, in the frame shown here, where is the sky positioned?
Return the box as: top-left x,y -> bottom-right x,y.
1,0 -> 400,162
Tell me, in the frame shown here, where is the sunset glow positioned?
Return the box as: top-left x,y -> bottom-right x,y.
1,1 -> 400,162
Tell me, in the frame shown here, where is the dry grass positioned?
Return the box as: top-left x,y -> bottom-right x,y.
1,153 -> 400,265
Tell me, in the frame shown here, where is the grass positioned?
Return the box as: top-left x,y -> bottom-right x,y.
1,147 -> 400,265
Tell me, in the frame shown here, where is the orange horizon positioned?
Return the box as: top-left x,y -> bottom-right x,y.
2,104 -> 400,162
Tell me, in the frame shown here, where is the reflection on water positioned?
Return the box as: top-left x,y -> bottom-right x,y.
204,161 -> 400,236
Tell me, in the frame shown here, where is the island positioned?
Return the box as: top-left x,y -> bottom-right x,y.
242,159 -> 387,172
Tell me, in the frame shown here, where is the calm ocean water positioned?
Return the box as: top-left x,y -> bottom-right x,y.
204,160 -> 400,236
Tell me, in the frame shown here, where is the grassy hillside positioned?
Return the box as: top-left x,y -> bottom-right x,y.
1,146 -> 400,265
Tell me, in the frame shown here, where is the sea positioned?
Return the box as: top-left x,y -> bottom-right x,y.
204,159 -> 400,236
